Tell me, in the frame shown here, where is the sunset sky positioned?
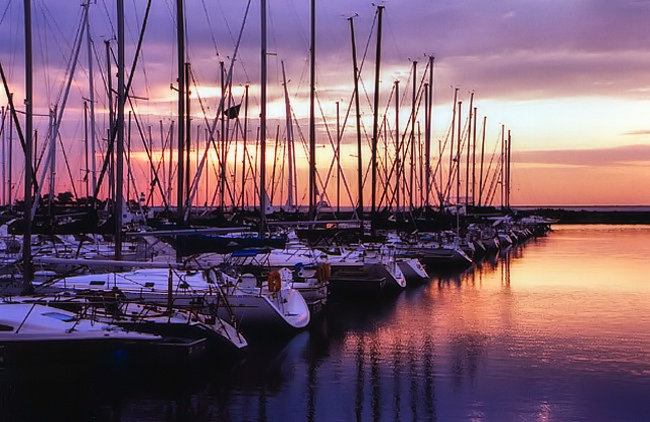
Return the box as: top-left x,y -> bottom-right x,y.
1,0 -> 650,206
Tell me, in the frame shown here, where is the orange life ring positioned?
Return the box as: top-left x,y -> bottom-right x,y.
267,270 -> 282,292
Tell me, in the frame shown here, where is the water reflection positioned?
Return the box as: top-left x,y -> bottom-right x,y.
3,225 -> 650,420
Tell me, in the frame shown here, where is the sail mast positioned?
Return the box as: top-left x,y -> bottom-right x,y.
242,84 -> 248,210
85,2 -> 97,196
370,5 -> 384,234
184,62 -> 191,215
281,61 -> 295,210
22,0 -> 34,289
348,16 -> 363,224
472,106 -> 477,206
448,87 -> 458,207
456,100 -> 462,237
465,92 -> 474,208
308,0 -> 316,219
176,0 -> 185,260
220,60 -> 225,211
425,56 -> 434,210
115,0 -> 125,260
394,80 -> 400,215
336,100 -> 340,213
410,61 -> 416,210
259,0 -> 267,235
48,107 -> 55,213
478,116 -> 486,207
507,129 -> 512,208
1,107 -> 5,205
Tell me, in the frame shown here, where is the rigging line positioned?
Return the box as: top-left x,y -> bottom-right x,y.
315,91 -> 355,209
336,12 -> 377,150
0,0 -> 10,25
395,66 -> 428,199
36,2 -> 52,103
289,104 -> 332,207
90,34 -> 110,111
51,7 -> 86,109
482,130 -> 502,198
357,9 -> 379,114
0,65 -> 37,192
93,0 -> 152,200
31,6 -> 87,218
431,119 -> 453,198
372,84 -> 396,204
129,0 -> 152,101
125,95 -> 169,209
216,0 -> 252,84
200,0 -> 220,56
57,133 -> 79,200
184,1 -> 251,213
479,124 -> 497,197
100,0 -> 117,41
186,69 -> 237,215
41,0 -> 78,58
485,156 -> 502,207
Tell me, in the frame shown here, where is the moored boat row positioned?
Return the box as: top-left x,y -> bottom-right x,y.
0,215 -> 551,366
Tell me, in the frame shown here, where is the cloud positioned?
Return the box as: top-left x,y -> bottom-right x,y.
624,130 -> 650,136
515,144 -> 650,167
2,0 -> 650,112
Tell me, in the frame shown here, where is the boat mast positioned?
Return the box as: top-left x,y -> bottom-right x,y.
448,87 -> 458,207
478,115 -> 486,207
308,0 -> 316,219
8,100 -> 12,207
259,0 -> 267,235
336,100 -> 340,214
465,92 -> 473,208
48,107 -> 55,214
425,56 -> 433,210
281,61 -> 294,210
83,101 -> 89,197
456,100 -> 462,237
371,5 -> 384,235
176,0 -> 185,262
115,0 -> 125,260
471,106 -> 477,206
242,84 -> 248,210
85,1 -> 97,197
394,80 -> 400,215
22,0 -> 34,289
220,60 -> 225,211
104,41 -> 114,203
1,106 -> 5,205
184,62 -> 191,217
506,129 -> 512,209
348,15 -> 363,224
410,61 -> 416,211
176,0 -> 185,260
500,124 -> 504,209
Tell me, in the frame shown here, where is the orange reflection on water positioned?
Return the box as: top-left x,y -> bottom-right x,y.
340,225 -> 650,388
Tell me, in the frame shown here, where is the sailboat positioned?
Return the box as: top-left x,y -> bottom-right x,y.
33,267 -> 310,334
0,300 -> 165,365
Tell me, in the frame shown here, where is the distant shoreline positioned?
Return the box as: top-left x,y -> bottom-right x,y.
515,207 -> 650,224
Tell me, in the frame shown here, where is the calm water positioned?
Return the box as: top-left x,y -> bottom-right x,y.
3,224 -> 650,421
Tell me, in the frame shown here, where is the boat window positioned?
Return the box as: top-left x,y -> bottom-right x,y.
144,282 -> 155,288
0,324 -> 13,331
89,281 -> 105,286
41,312 -> 75,322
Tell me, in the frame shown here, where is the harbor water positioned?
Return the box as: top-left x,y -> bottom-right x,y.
2,224 -> 650,421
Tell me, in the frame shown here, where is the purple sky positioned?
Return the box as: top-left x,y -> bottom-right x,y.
1,0 -> 650,205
